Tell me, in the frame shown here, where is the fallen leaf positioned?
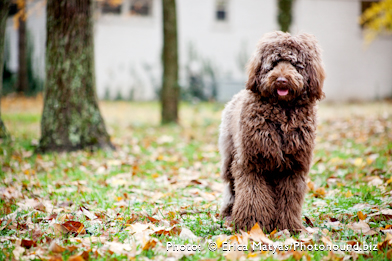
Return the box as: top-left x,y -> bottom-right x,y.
21,239 -> 37,249
179,227 -> 198,240
153,226 -> 181,236
80,206 -> 97,220
146,216 -> 160,224
358,211 -> 367,220
304,216 -> 314,227
142,238 -> 158,250
62,221 -> 86,235
248,223 -> 273,245
12,246 -> 25,260
68,255 -> 84,261
49,241 -> 66,254
53,223 -> 69,236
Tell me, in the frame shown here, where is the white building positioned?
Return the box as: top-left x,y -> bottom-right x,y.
4,0 -> 392,101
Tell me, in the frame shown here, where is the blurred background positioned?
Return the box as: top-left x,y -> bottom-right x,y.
3,0 -> 392,102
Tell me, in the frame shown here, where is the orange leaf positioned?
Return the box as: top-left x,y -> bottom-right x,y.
68,255 -> 84,261
166,211 -> 176,220
358,211 -> 367,220
146,216 -> 160,224
142,238 -> 158,251
62,221 -> 85,235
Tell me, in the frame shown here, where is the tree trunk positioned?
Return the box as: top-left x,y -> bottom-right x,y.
278,0 -> 293,32
0,1 -> 11,139
38,0 -> 113,152
16,1 -> 28,94
161,0 -> 179,124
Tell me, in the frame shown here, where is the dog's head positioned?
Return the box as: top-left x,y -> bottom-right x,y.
246,31 -> 325,103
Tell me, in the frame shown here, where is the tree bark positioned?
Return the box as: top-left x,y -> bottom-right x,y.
161,0 -> 179,124
0,1 -> 11,139
38,0 -> 113,152
16,1 -> 28,94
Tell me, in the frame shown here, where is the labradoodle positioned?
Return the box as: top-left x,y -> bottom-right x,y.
219,31 -> 325,232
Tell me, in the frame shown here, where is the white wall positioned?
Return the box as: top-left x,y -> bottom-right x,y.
94,0 -> 162,100
4,0 -> 392,101
292,0 -> 392,101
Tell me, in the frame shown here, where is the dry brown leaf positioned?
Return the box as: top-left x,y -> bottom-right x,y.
347,220 -> 376,235
248,223 -> 273,245
62,221 -> 86,235
0,219 -> 12,231
48,255 -> 64,261
68,255 -> 85,261
142,238 -> 158,251
368,209 -> 392,222
34,202 -> 46,212
45,213 -> 58,221
53,223 -> 69,236
304,216 -> 314,227
21,239 -> 37,249
153,226 -> 182,236
378,233 -> 392,251
146,216 -> 160,224
49,241 -> 66,254
80,206 -> 97,220
126,213 -> 139,224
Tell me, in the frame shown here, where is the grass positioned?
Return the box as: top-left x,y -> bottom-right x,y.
0,97 -> 392,260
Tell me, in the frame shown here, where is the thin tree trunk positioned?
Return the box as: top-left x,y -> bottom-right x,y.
38,0 -> 113,152
16,1 -> 28,94
161,0 -> 179,124
278,0 -> 293,32
0,1 -> 11,139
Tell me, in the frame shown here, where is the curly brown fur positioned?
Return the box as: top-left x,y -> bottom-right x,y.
219,31 -> 325,232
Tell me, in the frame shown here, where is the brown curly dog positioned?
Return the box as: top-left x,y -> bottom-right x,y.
219,31 -> 325,232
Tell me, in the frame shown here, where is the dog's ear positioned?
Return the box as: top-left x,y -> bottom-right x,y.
306,57 -> 325,101
245,54 -> 261,93
297,33 -> 326,102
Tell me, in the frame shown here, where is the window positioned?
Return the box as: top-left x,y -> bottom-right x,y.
130,0 -> 152,16
216,0 -> 228,21
360,1 -> 379,28
101,0 -> 122,14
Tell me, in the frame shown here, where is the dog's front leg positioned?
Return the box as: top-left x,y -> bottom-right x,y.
274,173 -> 306,231
231,170 -> 275,232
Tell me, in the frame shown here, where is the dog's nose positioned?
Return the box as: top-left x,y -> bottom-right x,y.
276,77 -> 288,86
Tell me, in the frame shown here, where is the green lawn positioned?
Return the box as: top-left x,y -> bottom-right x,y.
1,99 -> 392,260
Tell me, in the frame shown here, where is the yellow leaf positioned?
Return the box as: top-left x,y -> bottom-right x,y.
387,177 -> 392,185
247,252 -> 258,258
151,173 -> 159,178
345,190 -> 353,197
270,228 -> 277,236
354,158 -> 363,166
358,211 -> 367,220
216,237 -> 224,248
307,181 -> 314,191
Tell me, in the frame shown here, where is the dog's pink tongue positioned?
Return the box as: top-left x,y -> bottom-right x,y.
277,89 -> 289,96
